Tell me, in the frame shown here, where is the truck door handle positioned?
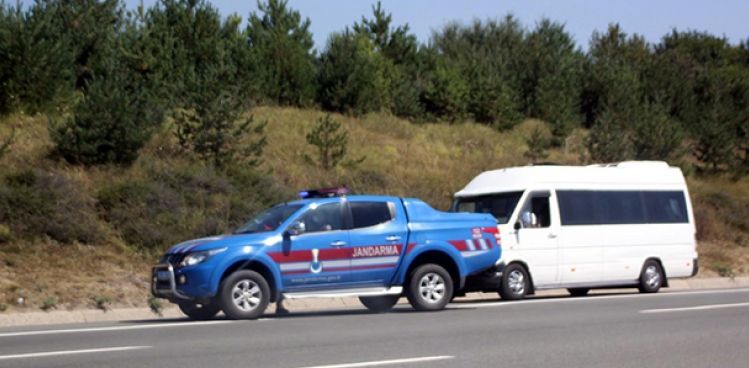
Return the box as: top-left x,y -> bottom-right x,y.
385,236 -> 401,242
548,233 -> 558,239
330,241 -> 347,247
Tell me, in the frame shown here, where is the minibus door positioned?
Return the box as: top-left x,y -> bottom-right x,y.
513,191 -> 560,286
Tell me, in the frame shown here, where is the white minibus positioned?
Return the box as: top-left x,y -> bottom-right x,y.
452,161 -> 698,299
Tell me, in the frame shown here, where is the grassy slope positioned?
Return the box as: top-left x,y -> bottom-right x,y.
0,107 -> 747,311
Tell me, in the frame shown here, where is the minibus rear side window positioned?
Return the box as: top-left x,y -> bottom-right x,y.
557,191 -> 600,225
643,191 -> 688,223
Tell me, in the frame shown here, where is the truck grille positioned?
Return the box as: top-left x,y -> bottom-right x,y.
160,253 -> 186,265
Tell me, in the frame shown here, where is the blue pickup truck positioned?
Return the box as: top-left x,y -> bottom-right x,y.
152,188 -> 501,320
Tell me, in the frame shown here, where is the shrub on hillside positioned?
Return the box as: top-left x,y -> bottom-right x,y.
0,169 -> 102,244
97,162 -> 289,250
50,59 -> 163,165
306,114 -> 348,170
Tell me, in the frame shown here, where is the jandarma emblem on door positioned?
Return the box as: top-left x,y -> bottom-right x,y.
310,248 -> 322,274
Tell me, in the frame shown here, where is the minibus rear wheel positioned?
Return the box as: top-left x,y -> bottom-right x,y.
567,288 -> 589,297
499,263 -> 530,300
638,260 -> 664,293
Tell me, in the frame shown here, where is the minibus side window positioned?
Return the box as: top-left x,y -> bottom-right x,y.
519,192 -> 551,228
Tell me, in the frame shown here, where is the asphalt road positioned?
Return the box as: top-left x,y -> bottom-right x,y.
1,288 -> 748,368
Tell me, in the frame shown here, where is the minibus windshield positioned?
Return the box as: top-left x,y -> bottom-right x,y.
451,191 -> 524,224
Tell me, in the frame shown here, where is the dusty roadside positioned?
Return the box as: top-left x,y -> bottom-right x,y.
1,276 -> 747,328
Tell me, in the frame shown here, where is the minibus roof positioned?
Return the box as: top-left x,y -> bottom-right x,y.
455,161 -> 687,197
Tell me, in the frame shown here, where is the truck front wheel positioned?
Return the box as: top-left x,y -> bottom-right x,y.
359,295 -> 400,313
406,264 -> 454,311
218,270 -> 270,320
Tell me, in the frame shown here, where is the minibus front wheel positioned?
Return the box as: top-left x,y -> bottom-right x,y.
499,263 -> 530,300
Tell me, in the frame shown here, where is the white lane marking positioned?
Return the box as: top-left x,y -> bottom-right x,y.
450,288 -> 749,310
0,346 -> 150,360
0,320 -> 233,338
296,355 -> 454,368
640,302 -> 749,314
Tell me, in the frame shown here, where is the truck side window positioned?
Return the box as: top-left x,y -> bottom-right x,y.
521,192 -> 551,228
351,201 -> 394,228
297,203 -> 343,233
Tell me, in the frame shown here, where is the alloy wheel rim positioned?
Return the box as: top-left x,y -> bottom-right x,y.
508,270 -> 525,295
418,272 -> 446,304
644,265 -> 661,288
232,279 -> 261,312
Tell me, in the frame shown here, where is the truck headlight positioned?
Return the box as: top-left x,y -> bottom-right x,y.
180,247 -> 227,267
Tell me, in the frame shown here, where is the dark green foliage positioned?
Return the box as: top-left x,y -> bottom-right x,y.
173,65 -> 267,169
421,60 -> 470,122
0,2 -> 72,113
431,16 -> 526,127
50,55 -> 163,165
523,19 -> 584,141
174,106 -> 267,169
97,162 -> 289,249
631,101 -> 684,161
0,127 -> 13,159
586,107 -> 633,163
351,2 -> 423,118
246,0 -> 316,106
524,125 -> 552,163
318,30 -> 392,115
137,0 -> 253,111
306,114 -> 348,170
1,1 -> 749,175
0,170 -> 102,244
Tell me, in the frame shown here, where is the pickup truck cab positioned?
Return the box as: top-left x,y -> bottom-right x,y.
152,188 -> 500,320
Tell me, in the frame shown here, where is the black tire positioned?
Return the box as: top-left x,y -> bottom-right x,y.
359,295 -> 400,313
567,288 -> 590,297
638,260 -> 664,293
498,263 -> 530,300
406,264 -> 454,311
178,301 -> 221,320
218,270 -> 270,320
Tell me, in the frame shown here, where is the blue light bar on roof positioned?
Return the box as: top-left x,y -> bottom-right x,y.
298,186 -> 349,199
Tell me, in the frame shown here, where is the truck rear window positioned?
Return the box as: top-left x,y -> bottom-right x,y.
451,192 -> 523,224
351,202 -> 394,228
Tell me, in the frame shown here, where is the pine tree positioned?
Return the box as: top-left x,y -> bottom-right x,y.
306,114 -> 347,170
318,30 -> 392,115
246,0 -> 316,106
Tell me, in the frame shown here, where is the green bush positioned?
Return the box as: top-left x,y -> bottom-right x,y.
0,169 -> 102,244
318,30 -> 392,115
306,114 -> 348,170
98,162 -> 289,250
50,58 -> 163,165
40,296 -> 58,311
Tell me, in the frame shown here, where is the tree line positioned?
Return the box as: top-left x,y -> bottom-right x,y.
0,0 -> 747,174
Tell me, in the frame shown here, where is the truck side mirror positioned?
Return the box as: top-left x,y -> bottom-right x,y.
286,221 -> 306,236
514,221 -> 521,231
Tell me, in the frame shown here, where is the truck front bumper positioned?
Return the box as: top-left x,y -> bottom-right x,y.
151,263 -> 193,301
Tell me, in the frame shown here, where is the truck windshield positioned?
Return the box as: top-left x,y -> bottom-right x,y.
451,191 -> 524,224
234,204 -> 303,234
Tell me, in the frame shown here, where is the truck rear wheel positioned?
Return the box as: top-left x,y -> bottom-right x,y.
406,264 -> 453,311
498,263 -> 530,300
359,295 -> 400,313
178,301 -> 221,320
218,270 -> 270,320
